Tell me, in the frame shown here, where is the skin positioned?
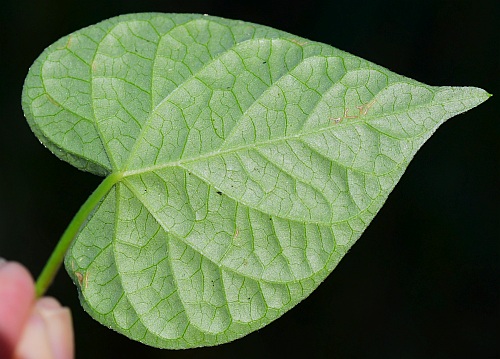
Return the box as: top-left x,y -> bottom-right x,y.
0,260 -> 74,359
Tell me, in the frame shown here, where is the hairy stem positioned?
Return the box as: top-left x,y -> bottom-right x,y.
35,172 -> 122,298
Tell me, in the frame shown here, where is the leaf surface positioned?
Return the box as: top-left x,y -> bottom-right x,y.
22,13 -> 489,348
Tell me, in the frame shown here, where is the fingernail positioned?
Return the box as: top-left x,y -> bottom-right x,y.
38,305 -> 70,322
0,257 -> 7,269
36,297 -> 63,312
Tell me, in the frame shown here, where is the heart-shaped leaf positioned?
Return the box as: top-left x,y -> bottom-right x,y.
22,13 -> 489,348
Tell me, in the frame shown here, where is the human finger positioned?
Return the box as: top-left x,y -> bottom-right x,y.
0,260 -> 35,358
13,297 -> 73,359
36,297 -> 74,359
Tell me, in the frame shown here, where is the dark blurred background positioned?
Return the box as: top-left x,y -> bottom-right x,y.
0,0 -> 498,358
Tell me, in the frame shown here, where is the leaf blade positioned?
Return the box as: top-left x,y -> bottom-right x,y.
22,13 -> 490,348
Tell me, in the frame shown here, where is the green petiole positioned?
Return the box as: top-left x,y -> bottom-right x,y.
35,171 -> 122,298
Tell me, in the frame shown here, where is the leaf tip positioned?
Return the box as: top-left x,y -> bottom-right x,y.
466,86 -> 491,102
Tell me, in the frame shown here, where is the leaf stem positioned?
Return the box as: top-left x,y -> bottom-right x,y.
35,172 -> 122,298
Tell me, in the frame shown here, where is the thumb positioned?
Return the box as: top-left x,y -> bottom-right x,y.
0,260 -> 36,359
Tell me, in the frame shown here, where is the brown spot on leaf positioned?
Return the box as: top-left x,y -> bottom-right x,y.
290,38 -> 308,46
84,271 -> 89,289
329,98 -> 378,125
75,272 -> 83,286
65,35 -> 73,49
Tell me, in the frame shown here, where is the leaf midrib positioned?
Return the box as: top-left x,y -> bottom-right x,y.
120,85 -> 455,179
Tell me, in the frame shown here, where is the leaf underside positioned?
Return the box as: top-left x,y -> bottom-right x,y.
22,13 -> 489,348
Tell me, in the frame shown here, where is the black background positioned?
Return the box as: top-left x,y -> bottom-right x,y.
0,0 -> 498,358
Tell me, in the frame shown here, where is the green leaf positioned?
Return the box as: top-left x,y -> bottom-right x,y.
22,13 -> 490,348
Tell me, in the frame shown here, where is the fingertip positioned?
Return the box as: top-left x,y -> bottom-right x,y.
0,261 -> 35,285
36,299 -> 74,359
0,261 -> 35,304
0,261 -> 36,358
